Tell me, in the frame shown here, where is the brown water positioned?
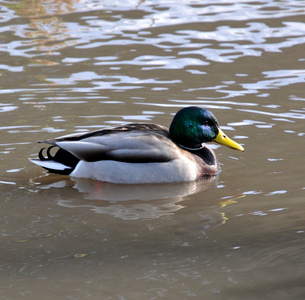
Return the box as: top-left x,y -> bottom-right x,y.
1,1 -> 305,299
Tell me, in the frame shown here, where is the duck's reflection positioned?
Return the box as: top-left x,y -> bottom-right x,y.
32,176 -> 220,220
71,177 -> 218,201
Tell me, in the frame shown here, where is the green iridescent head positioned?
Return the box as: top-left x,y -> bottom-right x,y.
169,107 -> 219,149
169,106 -> 244,151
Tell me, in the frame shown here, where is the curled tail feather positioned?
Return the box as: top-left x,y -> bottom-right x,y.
30,146 -> 79,175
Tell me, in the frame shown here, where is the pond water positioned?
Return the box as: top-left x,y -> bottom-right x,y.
1,0 -> 305,299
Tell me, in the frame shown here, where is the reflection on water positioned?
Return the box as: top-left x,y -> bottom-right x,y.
2,1 -> 305,88
31,176 -> 220,220
1,0 -> 305,299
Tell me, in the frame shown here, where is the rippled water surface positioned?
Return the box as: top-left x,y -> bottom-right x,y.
1,1 -> 305,299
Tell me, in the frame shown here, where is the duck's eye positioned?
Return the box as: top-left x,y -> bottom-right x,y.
202,120 -> 209,125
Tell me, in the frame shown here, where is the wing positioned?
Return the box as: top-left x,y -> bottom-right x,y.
41,124 -> 181,163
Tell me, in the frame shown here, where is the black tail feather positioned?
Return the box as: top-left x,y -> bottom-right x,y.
37,146 -> 80,175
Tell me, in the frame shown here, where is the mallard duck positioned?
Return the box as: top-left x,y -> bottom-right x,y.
30,106 -> 244,184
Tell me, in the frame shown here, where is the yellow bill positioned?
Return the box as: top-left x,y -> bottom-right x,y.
213,129 -> 244,151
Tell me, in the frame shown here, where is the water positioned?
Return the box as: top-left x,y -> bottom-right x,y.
1,0 -> 305,299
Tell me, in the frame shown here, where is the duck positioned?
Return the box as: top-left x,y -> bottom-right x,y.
30,106 -> 244,184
